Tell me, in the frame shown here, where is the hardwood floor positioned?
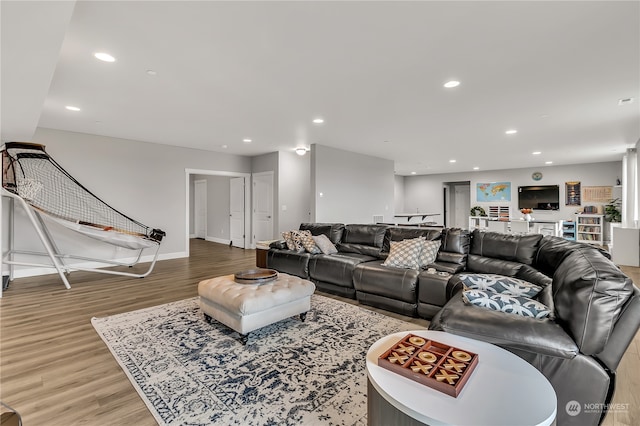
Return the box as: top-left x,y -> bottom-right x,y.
0,239 -> 638,425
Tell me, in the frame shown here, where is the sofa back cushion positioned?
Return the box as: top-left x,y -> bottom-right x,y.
470,230 -> 542,265
381,227 -> 441,254
534,235 -> 610,277
553,249 -> 634,355
436,228 -> 470,267
338,224 -> 388,257
299,223 -> 345,244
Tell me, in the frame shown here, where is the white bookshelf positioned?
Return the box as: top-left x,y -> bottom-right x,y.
575,214 -> 603,245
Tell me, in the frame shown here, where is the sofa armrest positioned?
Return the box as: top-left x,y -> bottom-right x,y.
269,240 -> 287,250
429,294 -> 579,359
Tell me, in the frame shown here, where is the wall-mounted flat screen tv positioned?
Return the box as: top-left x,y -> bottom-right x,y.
518,185 -> 560,210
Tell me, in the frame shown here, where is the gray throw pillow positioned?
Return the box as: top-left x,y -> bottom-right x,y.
458,273 -> 542,298
313,234 -> 338,254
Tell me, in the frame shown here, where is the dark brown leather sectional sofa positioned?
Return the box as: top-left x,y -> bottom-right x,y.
267,222 -> 640,426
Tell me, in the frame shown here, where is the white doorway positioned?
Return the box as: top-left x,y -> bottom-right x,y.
444,181 -> 470,229
252,171 -> 274,244
194,179 -> 207,239
185,169 -> 251,256
230,177 -> 245,248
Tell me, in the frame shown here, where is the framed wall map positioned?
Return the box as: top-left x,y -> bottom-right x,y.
565,181 -> 581,206
476,182 -> 511,202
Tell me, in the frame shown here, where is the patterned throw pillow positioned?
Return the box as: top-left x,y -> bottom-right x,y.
382,238 -> 424,270
281,230 -> 304,252
458,273 -> 542,298
419,240 -> 441,268
462,289 -> 551,319
313,234 -> 338,254
296,230 -> 321,254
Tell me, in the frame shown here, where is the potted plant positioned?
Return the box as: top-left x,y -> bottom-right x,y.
604,198 -> 622,246
604,198 -> 621,223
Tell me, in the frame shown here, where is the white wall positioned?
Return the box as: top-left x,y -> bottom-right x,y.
278,151 -> 311,233
4,128 -> 251,277
311,144 -> 395,224
404,161 -> 622,226
394,175 -> 405,215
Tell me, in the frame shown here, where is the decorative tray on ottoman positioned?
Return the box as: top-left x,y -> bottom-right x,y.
378,333 -> 478,397
234,268 -> 278,285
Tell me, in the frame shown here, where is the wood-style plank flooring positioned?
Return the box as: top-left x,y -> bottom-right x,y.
0,239 -> 638,425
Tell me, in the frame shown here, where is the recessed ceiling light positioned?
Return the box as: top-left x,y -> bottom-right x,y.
94,52 -> 115,62
411,171 -> 417,175
473,167 -> 479,170
505,129 -> 518,135
545,161 -> 553,165
312,118 -> 324,124
532,151 -> 541,155
221,144 -> 228,149
146,70 -> 157,76
449,159 -> 457,163
65,106 -> 80,111
443,80 -> 460,88
243,138 -> 252,143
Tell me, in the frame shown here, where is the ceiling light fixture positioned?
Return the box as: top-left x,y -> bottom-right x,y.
146,70 -> 157,76
242,138 -> 252,143
473,167 -> 479,170
94,52 -> 115,62
65,106 -> 80,111
618,97 -> 634,106
443,80 -> 460,88
449,159 -> 457,163
312,118 -> 324,124
221,145 -> 228,149
545,161 -> 553,165
295,148 -> 307,156
532,151 -> 542,155
505,129 -> 518,135
411,171 -> 417,175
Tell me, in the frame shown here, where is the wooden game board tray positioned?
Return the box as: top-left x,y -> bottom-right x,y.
378,333 -> 479,397
234,268 -> 278,284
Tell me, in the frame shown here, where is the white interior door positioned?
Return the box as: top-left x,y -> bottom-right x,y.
253,172 -> 274,243
230,177 -> 245,248
194,180 -> 207,239
454,184 -> 470,228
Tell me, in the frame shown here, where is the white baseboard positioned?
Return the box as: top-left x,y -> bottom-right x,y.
7,251 -> 188,279
205,236 -> 231,245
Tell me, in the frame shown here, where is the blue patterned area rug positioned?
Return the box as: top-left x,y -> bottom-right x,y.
91,294 -> 420,425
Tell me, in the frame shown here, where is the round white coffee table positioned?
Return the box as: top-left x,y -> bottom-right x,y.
366,330 -> 556,426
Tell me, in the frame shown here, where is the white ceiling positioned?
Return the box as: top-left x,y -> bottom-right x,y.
2,1 -> 639,175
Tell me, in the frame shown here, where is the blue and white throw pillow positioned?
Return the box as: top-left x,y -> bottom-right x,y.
462,289 -> 551,319
458,273 -> 542,298
383,238 -> 424,270
419,240 -> 441,269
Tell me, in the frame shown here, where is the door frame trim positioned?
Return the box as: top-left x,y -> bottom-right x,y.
185,169 -> 251,256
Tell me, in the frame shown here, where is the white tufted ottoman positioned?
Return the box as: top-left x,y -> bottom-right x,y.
198,272 -> 315,343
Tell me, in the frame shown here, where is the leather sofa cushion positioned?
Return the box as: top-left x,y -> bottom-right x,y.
466,254 -> 523,276
342,224 -> 388,245
429,294 -> 579,359
438,228 -> 470,256
381,227 -> 441,254
353,261 -> 419,303
553,249 -> 634,355
266,249 -> 311,279
470,229 -> 542,265
300,222 -> 345,244
308,253 -> 378,287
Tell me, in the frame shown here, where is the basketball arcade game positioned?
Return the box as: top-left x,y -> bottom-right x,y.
1,142 -> 165,293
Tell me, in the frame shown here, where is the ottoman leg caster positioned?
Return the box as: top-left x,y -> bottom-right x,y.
300,312 -> 308,322
204,313 -> 213,323
238,333 -> 249,346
